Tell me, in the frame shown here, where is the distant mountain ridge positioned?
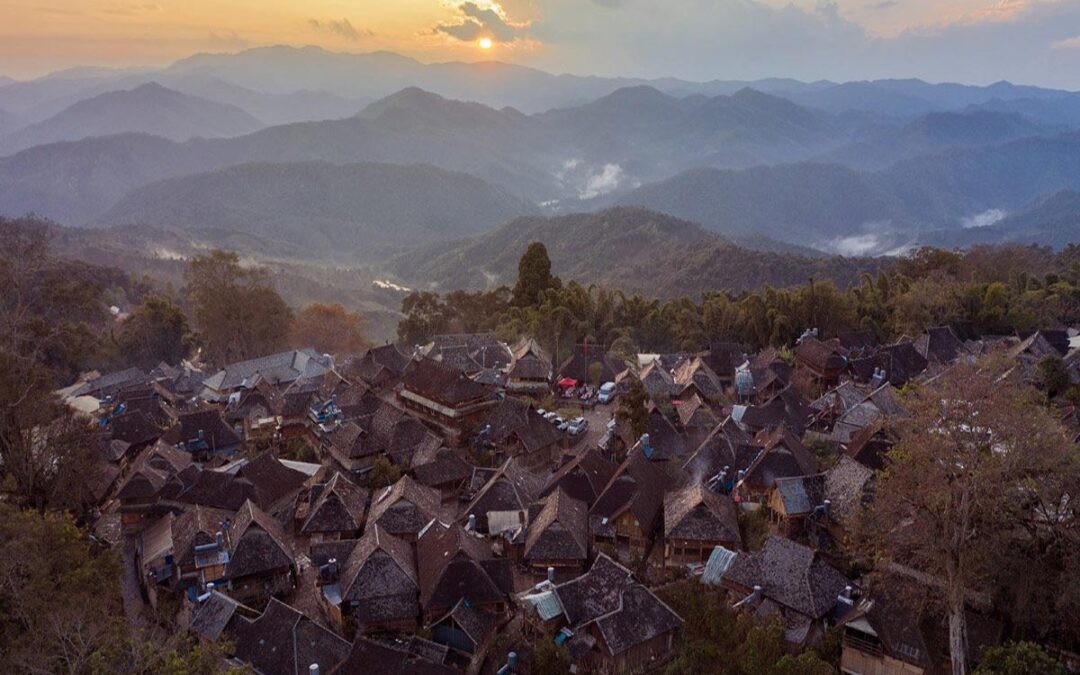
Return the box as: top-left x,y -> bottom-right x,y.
0,83 -> 264,153
388,207 -> 883,296
95,161 -> 538,259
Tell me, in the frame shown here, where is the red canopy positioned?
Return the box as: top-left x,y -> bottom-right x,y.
558,377 -> 578,388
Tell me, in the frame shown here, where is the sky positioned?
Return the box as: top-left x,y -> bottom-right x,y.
4,0 -> 1080,88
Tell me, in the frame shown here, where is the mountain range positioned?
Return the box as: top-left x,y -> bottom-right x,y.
0,83 -> 264,154
389,207 -> 883,296
4,47 -> 1080,263
97,161 -> 536,258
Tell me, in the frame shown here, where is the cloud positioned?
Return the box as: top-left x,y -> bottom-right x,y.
580,163 -> 624,198
961,209 -> 1007,229
866,0 -> 899,10
309,18 -> 371,42
1052,35 -> 1080,49
435,2 -> 527,42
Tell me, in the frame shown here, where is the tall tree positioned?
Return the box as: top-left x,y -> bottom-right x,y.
290,302 -> 370,357
0,219 -> 106,511
616,374 -> 649,442
114,295 -> 191,369
512,241 -> 559,307
860,358 -> 1078,675
185,251 -> 292,366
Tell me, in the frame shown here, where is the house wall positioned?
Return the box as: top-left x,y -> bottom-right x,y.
664,537 -> 732,566
840,645 -> 924,675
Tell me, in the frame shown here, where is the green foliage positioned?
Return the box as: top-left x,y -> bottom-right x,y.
1036,355 -> 1070,399
975,642 -> 1066,675
185,250 -> 292,367
114,294 -> 192,369
368,456 -> 402,489
739,507 -> 770,551
531,638 -> 571,675
399,243 -> 1080,362
279,436 -> 317,463
511,241 -> 560,307
616,374 -> 649,440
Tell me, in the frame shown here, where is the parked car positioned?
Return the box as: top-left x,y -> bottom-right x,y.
543,411 -> 559,423
536,408 -> 547,417
568,418 -> 589,435
598,382 -> 617,403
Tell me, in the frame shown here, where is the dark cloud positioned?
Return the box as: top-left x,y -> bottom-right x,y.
435,2 -> 524,42
309,18 -> 372,42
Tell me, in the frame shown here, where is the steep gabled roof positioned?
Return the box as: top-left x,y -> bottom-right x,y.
914,326 -> 967,364
824,456 -> 874,524
674,357 -> 725,401
664,482 -> 741,545
742,426 -> 818,491
338,525 -> 418,623
773,473 -> 827,516
507,337 -> 552,381
480,398 -> 561,455
301,472 -> 369,534
416,521 -> 510,610
367,475 -> 443,537
227,598 -> 350,675
402,357 -> 494,407
204,349 -> 330,393
461,457 -> 545,534
590,451 -> 673,539
541,447 -> 619,507
237,451 -> 309,511
723,536 -> 850,620
524,488 -> 589,562
226,499 -> 294,579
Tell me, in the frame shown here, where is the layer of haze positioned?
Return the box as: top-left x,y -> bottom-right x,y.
4,0 -> 1080,87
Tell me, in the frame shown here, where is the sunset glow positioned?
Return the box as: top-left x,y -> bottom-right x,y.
479,37 -> 493,50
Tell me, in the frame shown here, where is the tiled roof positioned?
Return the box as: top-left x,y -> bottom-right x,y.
595,583 -> 683,656
674,357 -> 725,402
227,598 -> 350,675
663,482 -> 741,546
479,398 -> 561,456
225,500 -> 294,579
422,334 -> 512,374
590,452 -> 673,539
723,536 -> 850,620
540,448 -> 619,507
508,337 -> 552,381
301,472 -> 369,534
413,449 -> 473,489
824,456 -> 874,524
238,452 -> 309,511
161,408 -> 241,452
205,349 -> 330,392
461,457 -> 545,534
557,344 -> 622,383
368,476 -> 443,537
338,525 -> 418,622
190,591 -> 243,642
524,488 -> 589,562
330,637 -> 455,675
432,598 -> 497,647
416,521 -> 509,610
402,357 -> 494,407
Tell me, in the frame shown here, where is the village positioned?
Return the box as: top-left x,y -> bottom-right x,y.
60,302 -> 1080,674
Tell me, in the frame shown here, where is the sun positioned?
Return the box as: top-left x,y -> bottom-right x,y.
478,37 -> 494,50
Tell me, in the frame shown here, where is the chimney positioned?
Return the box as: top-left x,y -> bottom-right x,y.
547,567 -> 555,583
466,514 -> 476,532
215,531 -> 224,548
733,584 -> 762,609
822,499 -> 831,516
838,585 -> 854,606
328,558 -> 339,578
496,651 -> 518,675
309,665 -> 320,675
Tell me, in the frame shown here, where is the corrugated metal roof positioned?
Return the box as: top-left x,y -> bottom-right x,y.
522,589 -> 564,621
701,545 -> 738,586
